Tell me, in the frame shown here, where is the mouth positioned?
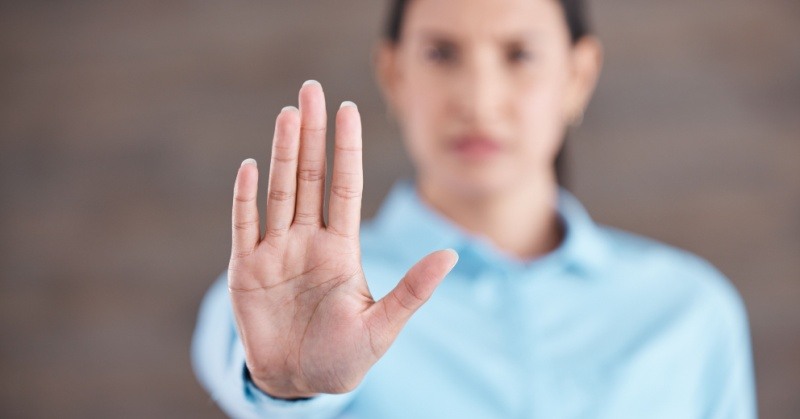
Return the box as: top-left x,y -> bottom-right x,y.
449,135 -> 504,161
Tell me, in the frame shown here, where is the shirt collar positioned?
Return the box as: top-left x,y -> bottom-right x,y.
368,180 -> 608,277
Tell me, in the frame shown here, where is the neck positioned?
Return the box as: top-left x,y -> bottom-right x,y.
418,174 -> 564,261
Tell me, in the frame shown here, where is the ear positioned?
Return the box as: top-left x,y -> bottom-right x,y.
373,40 -> 403,120
564,36 -> 603,125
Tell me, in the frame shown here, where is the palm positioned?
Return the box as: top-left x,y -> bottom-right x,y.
227,81 -> 457,399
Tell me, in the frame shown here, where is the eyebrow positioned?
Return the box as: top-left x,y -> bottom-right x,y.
415,29 -> 544,45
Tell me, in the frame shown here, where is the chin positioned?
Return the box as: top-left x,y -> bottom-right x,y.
438,167 -> 520,200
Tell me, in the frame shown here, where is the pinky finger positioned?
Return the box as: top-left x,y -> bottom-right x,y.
231,159 -> 261,259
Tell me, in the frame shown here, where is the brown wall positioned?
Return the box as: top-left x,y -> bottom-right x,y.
1,1 -> 798,417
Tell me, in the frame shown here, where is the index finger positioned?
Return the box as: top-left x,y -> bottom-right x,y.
327,101 -> 363,238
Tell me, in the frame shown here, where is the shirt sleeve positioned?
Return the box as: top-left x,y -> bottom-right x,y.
191,273 -> 357,418
701,269 -> 758,419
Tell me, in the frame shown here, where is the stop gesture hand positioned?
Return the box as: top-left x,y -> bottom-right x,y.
227,80 -> 458,399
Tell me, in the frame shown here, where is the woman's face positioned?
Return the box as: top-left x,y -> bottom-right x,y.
377,0 -> 601,197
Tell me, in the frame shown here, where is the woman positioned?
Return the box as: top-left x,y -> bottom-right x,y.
192,0 -> 756,417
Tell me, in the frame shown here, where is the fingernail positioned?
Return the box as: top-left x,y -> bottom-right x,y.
281,105 -> 298,113
241,158 -> 257,167
340,101 -> 357,109
444,248 -> 459,269
302,79 -> 320,87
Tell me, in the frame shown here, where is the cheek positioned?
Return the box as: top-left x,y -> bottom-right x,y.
399,78 -> 446,153
515,81 -> 567,158
396,93 -> 438,172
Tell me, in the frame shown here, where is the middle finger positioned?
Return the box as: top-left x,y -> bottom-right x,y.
294,80 -> 327,227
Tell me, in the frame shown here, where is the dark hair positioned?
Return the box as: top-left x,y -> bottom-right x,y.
385,0 -> 591,45
383,0 -> 592,186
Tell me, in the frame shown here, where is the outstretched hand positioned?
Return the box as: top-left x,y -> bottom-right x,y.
227,80 -> 458,399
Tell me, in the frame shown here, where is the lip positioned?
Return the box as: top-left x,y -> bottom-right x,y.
449,135 -> 504,160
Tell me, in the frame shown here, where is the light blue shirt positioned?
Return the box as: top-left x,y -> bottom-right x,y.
192,182 -> 756,418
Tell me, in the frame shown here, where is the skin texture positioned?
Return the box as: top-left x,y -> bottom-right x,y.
376,0 -> 602,259
229,84 -> 458,399
228,0 -> 602,399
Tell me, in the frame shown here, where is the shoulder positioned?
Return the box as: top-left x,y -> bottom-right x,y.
595,225 -> 748,330
592,227 -> 756,413
597,225 -> 730,288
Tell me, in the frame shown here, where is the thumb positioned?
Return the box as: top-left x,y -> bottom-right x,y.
368,249 -> 458,340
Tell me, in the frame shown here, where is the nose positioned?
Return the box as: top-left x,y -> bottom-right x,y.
451,50 -> 504,127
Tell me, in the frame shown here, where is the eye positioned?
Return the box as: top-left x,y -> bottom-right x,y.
507,46 -> 534,63
425,43 -> 457,64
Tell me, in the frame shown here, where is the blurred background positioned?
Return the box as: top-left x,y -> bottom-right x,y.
1,0 -> 798,417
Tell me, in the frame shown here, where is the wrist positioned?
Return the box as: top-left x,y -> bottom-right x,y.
245,367 -> 318,400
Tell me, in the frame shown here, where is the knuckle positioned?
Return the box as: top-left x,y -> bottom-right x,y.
273,141 -> 295,153
268,189 -> 295,202
330,184 -> 362,201
293,211 -> 320,226
300,125 -> 326,135
272,142 -> 298,163
402,279 -> 424,305
334,144 -> 361,153
265,224 -> 290,238
272,154 -> 297,164
232,218 -> 258,231
297,167 -> 325,182
390,288 -> 414,312
234,193 -> 255,204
